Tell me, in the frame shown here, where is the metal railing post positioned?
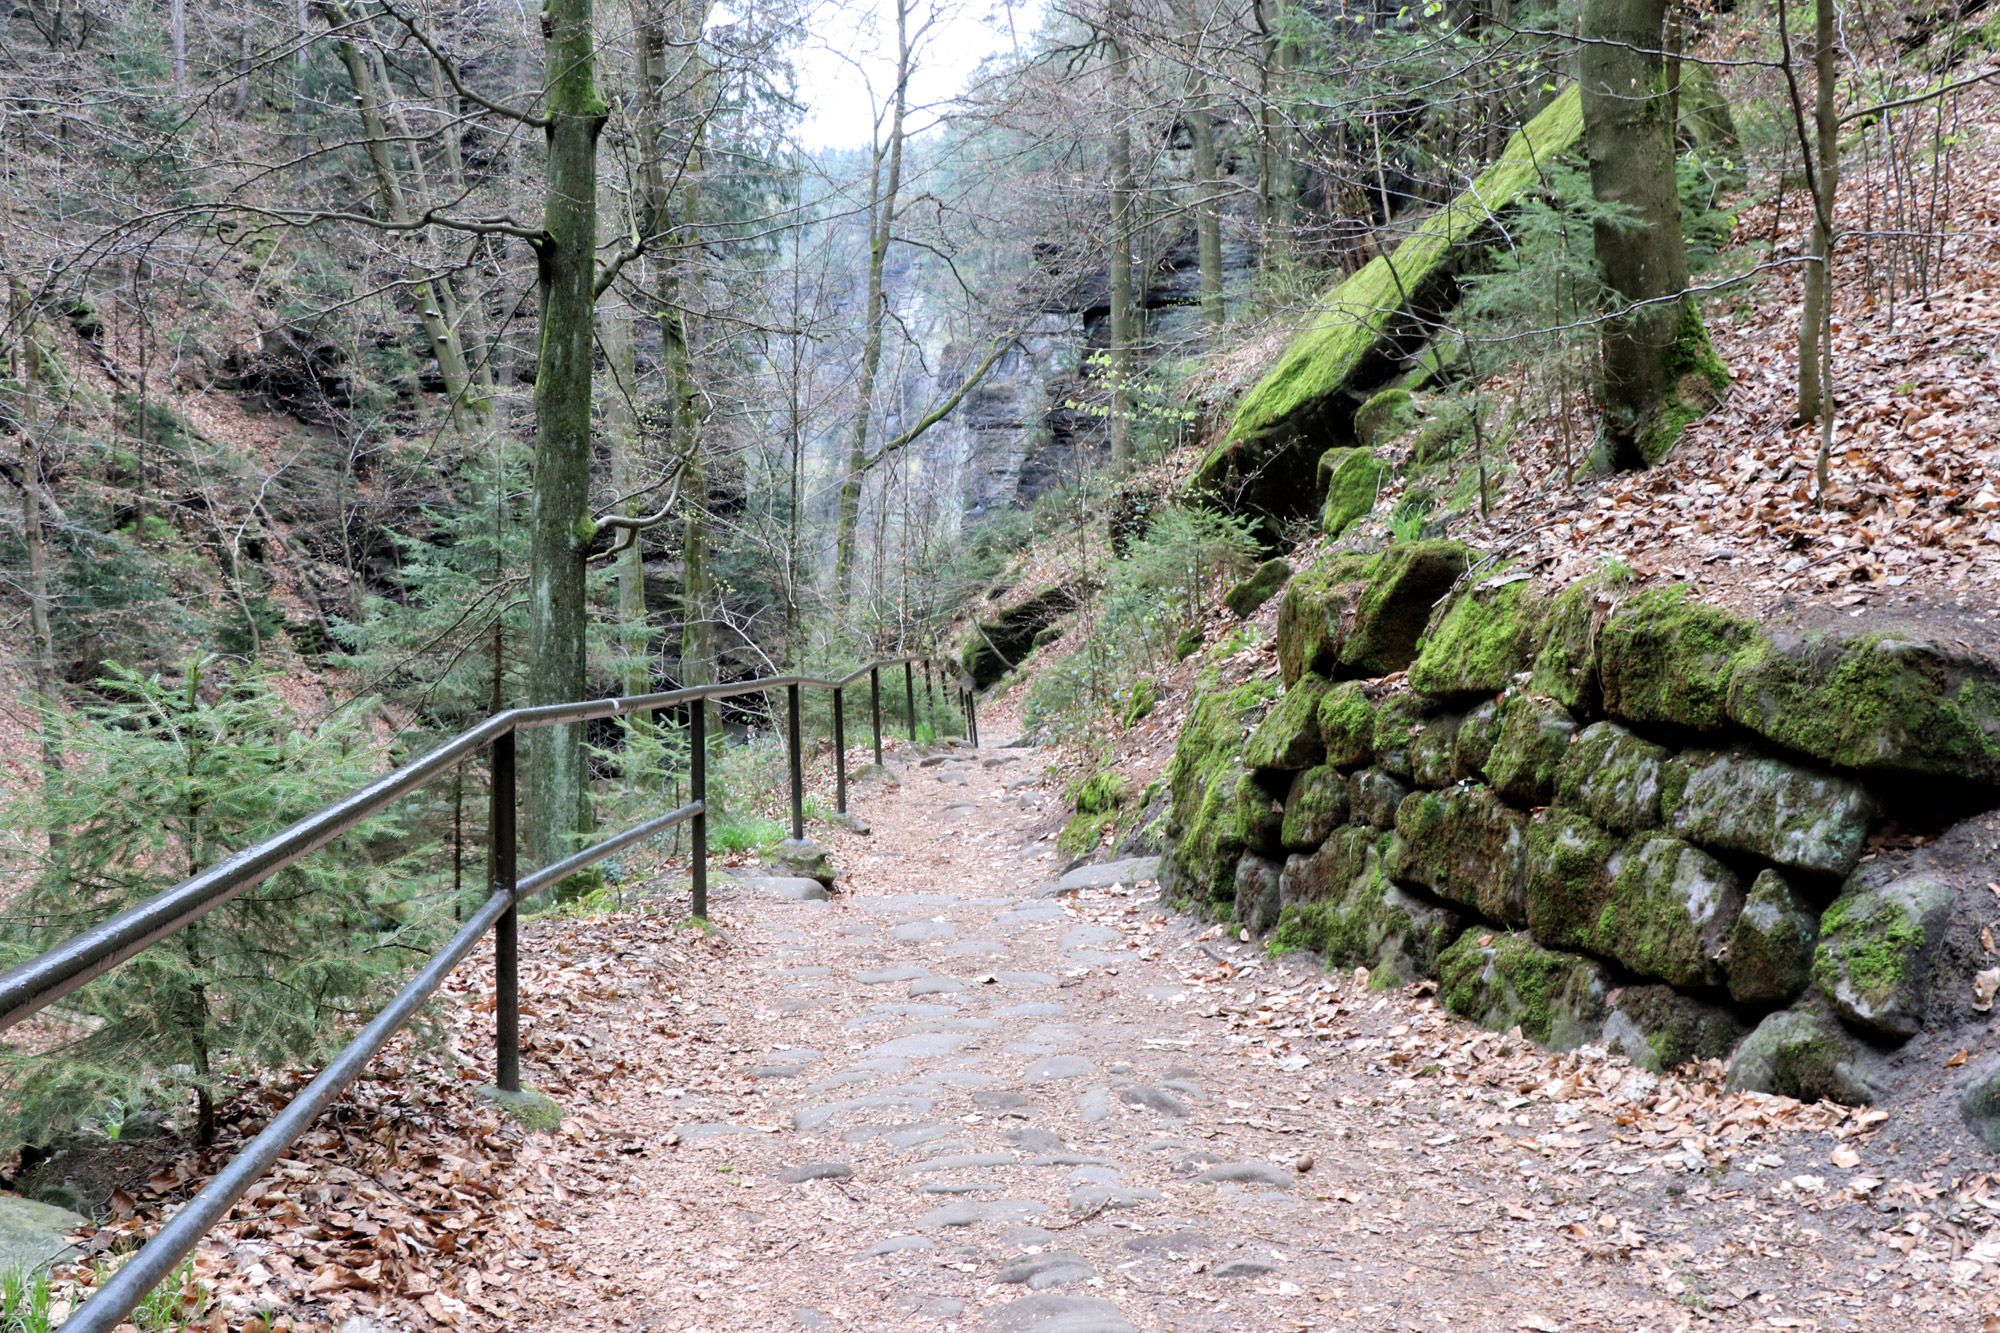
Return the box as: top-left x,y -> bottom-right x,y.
870,665 -> 883,765
904,661 -> 917,741
970,688 -> 979,748
787,681 -> 805,840
924,658 -> 935,717
690,699 -> 707,919
832,687 -> 848,813
491,731 -> 519,1094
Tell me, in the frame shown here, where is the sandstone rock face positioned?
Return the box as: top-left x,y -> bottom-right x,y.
1234,854 -> 1285,936
1242,674 -> 1332,771
1438,931 -> 1608,1049
1601,985 -> 1745,1073
1393,787 -> 1528,927
1485,695 -> 1578,807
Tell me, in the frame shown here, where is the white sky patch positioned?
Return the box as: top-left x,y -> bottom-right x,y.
777,0 -> 1044,150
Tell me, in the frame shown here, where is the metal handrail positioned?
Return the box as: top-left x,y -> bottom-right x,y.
0,653 -> 978,1333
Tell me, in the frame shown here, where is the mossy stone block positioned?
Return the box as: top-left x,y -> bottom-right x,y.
1371,692 -> 1437,782
1280,764 -> 1350,851
1451,698 -> 1503,782
1341,541 -> 1472,678
1060,769 -> 1129,856
1235,852 -> 1285,934
1556,721 -> 1669,833
1223,557 -> 1294,619
1602,985 -> 1747,1073
1484,695 -> 1578,807
477,1084 -> 564,1131
1317,681 -> 1378,768
1393,786 -> 1529,926
1409,711 -> 1464,788
1956,1059 -> 2000,1152
1438,930 -> 1608,1048
1318,447 -> 1381,537
1280,826 -> 1378,908
1273,836 -> 1462,985
1352,388 -> 1413,448
1598,585 -> 1759,731
1527,578 -> 1616,712
1812,874 -> 1953,1039
1725,1003 -> 1881,1104
1164,680 -> 1280,907
1727,869 -> 1819,1005
1274,552 -> 1374,686
1667,747 -> 1878,878
1349,767 -> 1411,830
1725,629 -> 2000,785
1595,834 -> 1744,989
1409,571 -> 1548,700
1243,674 -> 1334,772
1524,809 -> 1622,956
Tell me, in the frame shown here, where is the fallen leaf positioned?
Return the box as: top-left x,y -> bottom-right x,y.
1975,969 -> 2000,1012
1948,1048 -> 1970,1067
1830,1146 -> 1860,1169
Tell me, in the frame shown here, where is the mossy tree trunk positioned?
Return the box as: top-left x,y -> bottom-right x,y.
1796,0 -> 1838,495
1581,0 -> 1712,470
525,0 -> 607,867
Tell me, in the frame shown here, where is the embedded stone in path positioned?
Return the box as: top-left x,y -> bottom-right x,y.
1068,1185 -> 1163,1211
1062,950 -> 1126,965
1118,1086 -> 1192,1118
974,1091 -> 1033,1112
1209,1257 -> 1280,1278
1002,1127 -> 1066,1152
794,1094 -> 934,1131
776,964 -> 832,977
886,1125 -> 960,1148
996,1251 -> 1097,1289
1025,1154 -> 1116,1167
1122,1230 -> 1209,1253
898,1152 -> 1016,1174
943,939 -> 1010,957
911,976 -> 968,996
750,1049 -> 823,1078
776,1162 -> 853,1183
987,1293 -> 1137,1333
994,1002 -> 1066,1019
923,1181 -> 1004,1193
1026,1055 -> 1097,1081
1196,1162 -> 1295,1188
856,965 -> 931,984
993,971 -> 1060,988
997,903 -> 1067,927
1058,925 -> 1120,950
919,1298 -> 967,1320
674,1122 -> 769,1142
1051,857 -> 1160,892
916,1199 -> 1048,1228
1077,1087 -> 1111,1122
863,1235 -> 935,1256
893,919 -> 957,942
743,876 -> 831,902
866,1032 -> 977,1059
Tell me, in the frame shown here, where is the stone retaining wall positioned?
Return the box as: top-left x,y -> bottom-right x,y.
1161,540 -> 2000,1104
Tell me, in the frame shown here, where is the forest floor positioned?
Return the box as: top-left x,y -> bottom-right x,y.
206,709 -> 1990,1333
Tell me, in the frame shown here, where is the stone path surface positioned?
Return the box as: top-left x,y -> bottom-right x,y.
504,726 -> 1974,1332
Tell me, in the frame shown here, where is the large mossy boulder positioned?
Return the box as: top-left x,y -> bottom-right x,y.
1223,557 -> 1293,619
1556,721 -> 1668,833
1601,985 -> 1747,1073
1725,1002 -> 1882,1105
1725,629 -> 2000,786
1393,786 -> 1529,926
1409,570 -> 1548,700
1597,585 -> 1758,732
1163,680 -> 1280,907
1199,88 -> 1584,540
1439,930 -> 1608,1048
1280,765 -> 1349,851
1243,674 -> 1333,771
1811,874 -> 1954,1039
1666,747 -> 1877,878
1727,869 -> 1820,1004
1275,837 -> 1462,986
1484,695 -> 1578,807
1317,681 -> 1378,768
1275,552 -> 1374,685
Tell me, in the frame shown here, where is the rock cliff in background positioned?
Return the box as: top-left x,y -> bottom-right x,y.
1161,546 -> 2000,1103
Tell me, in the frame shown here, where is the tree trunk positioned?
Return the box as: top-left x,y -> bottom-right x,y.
1798,0 -> 1838,429
834,0 -> 909,603
1106,0 -> 1136,471
1256,0 -> 1293,271
234,0 -> 254,116
10,281 -> 59,781
525,0 -> 605,868
1188,81 -> 1225,333
600,297 -> 649,698
1581,0 -> 1720,470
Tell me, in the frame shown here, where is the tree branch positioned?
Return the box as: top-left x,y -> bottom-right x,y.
860,332 -> 1018,476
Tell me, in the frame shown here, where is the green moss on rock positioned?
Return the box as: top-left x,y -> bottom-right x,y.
1281,764 -> 1350,851
1524,809 -> 1623,956
1725,629 -> 2000,785
1274,552 -> 1375,686
1667,746 -> 1878,878
1274,835 -> 1463,984
1635,296 -> 1731,466
1451,698 -> 1503,782
1224,557 -> 1293,619
1349,767 -> 1411,829
1352,388 -> 1414,448
1527,577 -> 1616,711
1811,874 -> 1952,1039
1409,711 -> 1464,788
1393,786 -> 1529,926
1602,985 -> 1746,1073
1319,448 -> 1382,538
1235,853 -> 1285,934
1484,694 -> 1579,807
1598,585 -> 1758,731
1371,691 -> 1438,782
1725,1001 -> 1881,1105
1243,674 -> 1334,771
1594,835 -> 1744,990
1556,721 -> 1668,833
1318,681 -> 1379,768
1438,930 -> 1608,1048
1121,678 -> 1159,728
1409,571 -> 1548,700
1060,769 -> 1130,855
1280,826 -> 1378,908
1343,541 -> 1472,678
1727,869 -> 1819,1005
1163,679 -> 1281,907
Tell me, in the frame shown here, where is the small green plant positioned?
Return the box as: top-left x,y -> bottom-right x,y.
1598,555 -> 1636,585
1,1266 -> 55,1333
132,1259 -> 201,1332
710,816 -> 787,854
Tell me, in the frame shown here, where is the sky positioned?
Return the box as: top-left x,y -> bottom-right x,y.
766,0 -> 1046,150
